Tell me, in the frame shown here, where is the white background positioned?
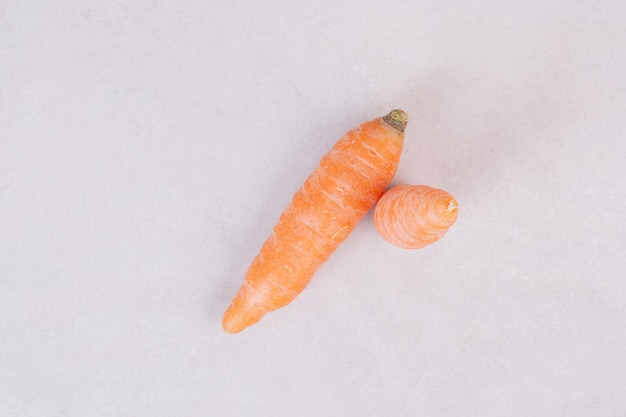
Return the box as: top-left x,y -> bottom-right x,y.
2,1 -> 626,415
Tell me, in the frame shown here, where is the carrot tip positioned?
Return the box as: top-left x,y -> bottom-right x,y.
383,109 -> 408,133
433,195 -> 459,226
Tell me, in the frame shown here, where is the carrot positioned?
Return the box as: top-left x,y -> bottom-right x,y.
222,110 -> 408,333
374,185 -> 458,249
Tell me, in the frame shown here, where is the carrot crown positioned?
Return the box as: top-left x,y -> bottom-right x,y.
382,109 -> 408,133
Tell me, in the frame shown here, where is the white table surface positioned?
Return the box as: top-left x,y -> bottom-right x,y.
2,1 -> 625,415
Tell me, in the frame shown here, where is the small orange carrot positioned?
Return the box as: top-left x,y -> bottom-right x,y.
222,110 -> 408,333
374,185 -> 458,249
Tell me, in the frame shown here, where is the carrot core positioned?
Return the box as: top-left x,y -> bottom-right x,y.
383,109 -> 409,133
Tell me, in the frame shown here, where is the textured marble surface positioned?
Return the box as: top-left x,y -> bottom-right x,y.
1,1 -> 625,415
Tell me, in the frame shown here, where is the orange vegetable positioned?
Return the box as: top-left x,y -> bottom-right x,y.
222,110 -> 408,333
374,185 -> 458,249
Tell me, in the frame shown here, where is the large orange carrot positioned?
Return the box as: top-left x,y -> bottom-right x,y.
222,110 -> 408,333
374,185 -> 458,249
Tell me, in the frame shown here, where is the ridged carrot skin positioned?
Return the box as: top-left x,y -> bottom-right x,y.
374,185 -> 458,249
222,110 -> 408,333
